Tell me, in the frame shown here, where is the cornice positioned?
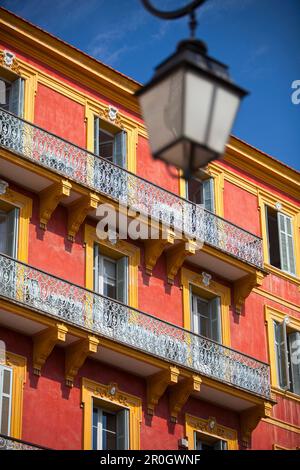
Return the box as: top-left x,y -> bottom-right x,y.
225,137 -> 300,201
0,8 -> 141,115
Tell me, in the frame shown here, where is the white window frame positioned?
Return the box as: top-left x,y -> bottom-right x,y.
93,405 -> 129,450
99,128 -> 114,163
191,292 -> 222,343
0,365 -> 13,436
194,431 -> 228,450
98,255 -> 117,298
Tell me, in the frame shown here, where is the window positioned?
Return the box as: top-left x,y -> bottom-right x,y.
92,405 -> 129,450
274,320 -> 300,395
186,414 -> 238,450
191,292 -> 221,343
94,117 -> 127,168
0,203 -> 19,258
266,207 -> 296,276
0,75 -> 24,117
186,176 -> 215,212
194,432 -> 227,450
93,244 -> 128,304
0,365 -> 13,436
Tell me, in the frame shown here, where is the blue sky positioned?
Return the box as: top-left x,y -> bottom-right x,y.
1,0 -> 300,170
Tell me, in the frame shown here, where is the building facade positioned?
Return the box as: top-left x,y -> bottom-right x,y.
0,8 -> 299,451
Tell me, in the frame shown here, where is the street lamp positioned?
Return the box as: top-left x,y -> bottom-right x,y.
136,0 -> 248,179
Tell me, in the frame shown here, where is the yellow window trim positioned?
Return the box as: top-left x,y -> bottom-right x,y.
85,100 -> 138,174
185,414 -> 238,450
179,166 -> 224,217
263,415 -> 300,435
273,444 -> 294,450
0,187 -> 32,263
253,287 -> 300,314
258,190 -> 300,286
265,305 -> 300,393
181,267 -> 231,346
0,61 -> 37,122
272,387 -> 300,404
84,224 -> 140,309
3,351 -> 27,440
81,377 -> 142,450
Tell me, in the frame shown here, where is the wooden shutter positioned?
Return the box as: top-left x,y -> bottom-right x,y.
93,243 -> 100,292
274,320 -> 290,390
6,207 -> 19,258
209,297 -> 222,343
203,178 -> 215,213
0,365 -> 13,435
94,116 -> 100,156
92,407 -> 99,450
113,131 -> 127,168
97,252 -> 104,296
190,291 -> 199,334
9,77 -> 24,117
116,408 -> 129,450
96,408 -> 103,450
277,212 -> 296,275
0,211 -> 7,254
116,256 -> 128,304
288,331 -> 300,395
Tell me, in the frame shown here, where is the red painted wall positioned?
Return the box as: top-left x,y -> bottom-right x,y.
223,180 -> 261,236
34,84 -> 86,147
137,136 -> 180,195
138,250 -> 183,327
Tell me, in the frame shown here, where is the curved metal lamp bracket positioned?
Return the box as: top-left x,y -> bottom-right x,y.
141,0 -> 207,37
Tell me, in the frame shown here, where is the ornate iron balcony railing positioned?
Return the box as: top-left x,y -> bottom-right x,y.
0,253 -> 270,398
0,109 -> 263,269
0,434 -> 45,450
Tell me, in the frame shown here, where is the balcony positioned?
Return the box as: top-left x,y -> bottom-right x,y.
0,109 -> 263,270
0,433 -> 45,450
0,253 -> 270,399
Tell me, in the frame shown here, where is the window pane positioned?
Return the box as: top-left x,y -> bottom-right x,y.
102,412 -> 117,450
0,396 -> 10,435
104,259 -> 116,280
2,369 -> 11,395
103,259 -> 117,299
0,79 -> 11,111
103,411 -> 117,433
99,130 -> 114,162
192,294 -> 210,337
187,178 -> 203,205
104,281 -> 117,299
266,207 -> 281,269
0,211 -> 7,254
200,316 -> 209,338
104,431 -> 117,450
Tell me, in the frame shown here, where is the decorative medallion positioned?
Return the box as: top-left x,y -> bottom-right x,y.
208,416 -> 216,430
99,105 -> 123,128
0,50 -> 20,75
202,272 -> 212,287
109,383 -> 117,396
0,179 -> 9,195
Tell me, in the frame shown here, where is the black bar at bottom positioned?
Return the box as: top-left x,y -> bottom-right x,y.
0,450 -> 299,466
